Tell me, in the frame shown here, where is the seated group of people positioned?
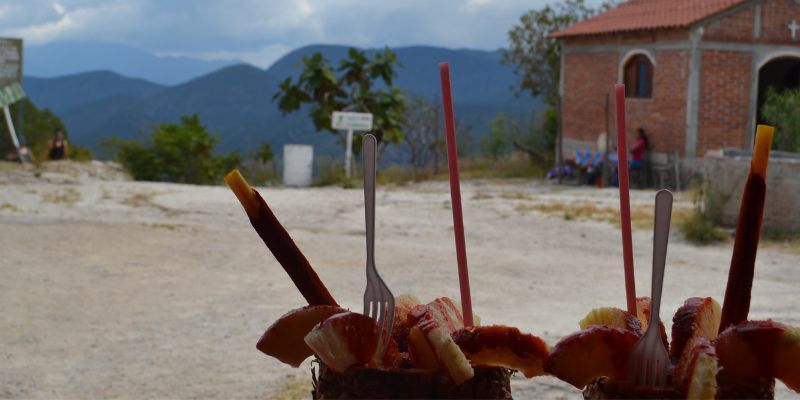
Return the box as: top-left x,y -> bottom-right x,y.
6,129 -> 68,163
566,128 -> 649,186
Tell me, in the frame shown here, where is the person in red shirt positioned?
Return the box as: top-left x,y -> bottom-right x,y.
630,128 -> 648,169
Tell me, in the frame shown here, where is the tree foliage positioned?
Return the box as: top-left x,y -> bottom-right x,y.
481,111 -> 556,163
761,86 -> 800,153
272,47 -> 406,160
105,114 -> 242,184
255,140 -> 275,163
501,0 -> 617,107
402,93 -> 443,173
0,98 -> 69,160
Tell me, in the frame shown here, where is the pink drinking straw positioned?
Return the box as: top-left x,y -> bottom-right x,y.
440,62 -> 474,327
615,84 -> 637,316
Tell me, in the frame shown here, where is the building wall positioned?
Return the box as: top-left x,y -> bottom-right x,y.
697,50 -> 752,154
560,0 -> 800,159
759,0 -> 800,44
561,49 -> 689,154
704,157 -> 800,233
704,0 -> 800,44
704,7 -> 756,42
561,52 -> 618,144
626,50 -> 690,155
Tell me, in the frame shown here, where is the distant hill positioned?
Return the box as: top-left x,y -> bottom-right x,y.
24,71 -> 165,113
26,44 -> 543,160
268,45 -> 534,104
24,41 -> 239,85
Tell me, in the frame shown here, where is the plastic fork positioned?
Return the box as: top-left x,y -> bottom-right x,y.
361,134 -> 395,357
628,189 -> 673,386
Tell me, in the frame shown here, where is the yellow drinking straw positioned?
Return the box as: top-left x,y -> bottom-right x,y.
751,125 -> 774,180
225,169 -> 259,218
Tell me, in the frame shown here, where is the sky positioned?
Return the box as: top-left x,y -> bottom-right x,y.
0,0 -> 605,69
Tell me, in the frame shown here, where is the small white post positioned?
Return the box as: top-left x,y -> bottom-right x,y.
3,106 -> 20,150
345,128 -> 354,178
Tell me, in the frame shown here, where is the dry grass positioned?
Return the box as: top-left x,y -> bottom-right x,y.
471,190 -> 494,200
760,231 -> 800,254
375,153 -> 547,187
121,191 -> 186,215
266,376 -> 312,400
0,203 -> 21,212
100,186 -> 113,200
499,191 -> 536,201
42,188 -> 82,204
514,199 -> 691,231
121,192 -> 159,208
143,223 -> 186,230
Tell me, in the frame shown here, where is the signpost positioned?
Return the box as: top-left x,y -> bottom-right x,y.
331,111 -> 373,178
0,38 -> 24,152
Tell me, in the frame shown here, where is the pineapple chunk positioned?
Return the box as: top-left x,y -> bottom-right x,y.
579,307 -> 643,334
407,297 -> 477,384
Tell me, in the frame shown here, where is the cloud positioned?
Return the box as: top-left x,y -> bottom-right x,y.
155,44 -> 292,69
0,1 -> 142,45
1,0 -> 609,67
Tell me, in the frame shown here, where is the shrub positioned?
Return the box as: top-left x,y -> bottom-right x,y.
679,210 -> 728,245
761,86 -> 800,153
480,113 -> 513,160
314,157 -> 359,188
105,114 -> 242,185
678,179 -> 731,245
70,144 -> 94,161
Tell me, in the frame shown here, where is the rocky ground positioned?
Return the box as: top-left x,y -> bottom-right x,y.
1,161 -> 797,399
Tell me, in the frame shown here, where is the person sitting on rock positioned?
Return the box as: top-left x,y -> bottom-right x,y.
45,129 -> 69,160
6,141 -> 34,163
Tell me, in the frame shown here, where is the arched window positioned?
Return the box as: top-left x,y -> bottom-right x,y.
624,54 -> 653,98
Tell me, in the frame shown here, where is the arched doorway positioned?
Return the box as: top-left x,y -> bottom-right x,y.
757,56 -> 800,126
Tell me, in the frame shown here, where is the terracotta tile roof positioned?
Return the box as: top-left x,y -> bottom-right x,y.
550,0 -> 748,38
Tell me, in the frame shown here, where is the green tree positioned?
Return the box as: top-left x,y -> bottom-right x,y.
501,0 -> 602,108
0,98 -> 69,160
481,113 -> 514,160
480,111 -> 557,164
272,47 -> 405,161
761,86 -> 800,153
105,114 -> 242,184
255,140 -> 275,163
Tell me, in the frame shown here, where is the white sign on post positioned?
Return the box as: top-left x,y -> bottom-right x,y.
332,112 -> 373,130
332,111 -> 373,178
0,81 -> 25,108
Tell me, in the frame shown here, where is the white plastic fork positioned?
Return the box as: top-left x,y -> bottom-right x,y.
362,134 -> 395,357
628,189 -> 673,386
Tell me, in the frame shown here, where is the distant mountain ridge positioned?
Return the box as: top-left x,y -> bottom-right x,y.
23,43 -> 543,160
267,45 -> 529,104
24,72 -> 165,113
25,41 -> 239,85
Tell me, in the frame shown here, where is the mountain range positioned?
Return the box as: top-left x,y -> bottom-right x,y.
25,41 -> 238,86
22,42 -> 543,160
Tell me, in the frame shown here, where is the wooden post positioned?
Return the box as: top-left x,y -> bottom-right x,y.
604,93 -> 610,187
557,98 -> 563,184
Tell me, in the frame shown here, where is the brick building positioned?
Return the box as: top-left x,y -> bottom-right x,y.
552,0 -> 800,160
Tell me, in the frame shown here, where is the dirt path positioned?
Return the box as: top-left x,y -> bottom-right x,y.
1,162 -> 798,398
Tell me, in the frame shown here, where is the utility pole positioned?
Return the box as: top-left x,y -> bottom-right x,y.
557,98 -> 563,184
604,93 -> 610,187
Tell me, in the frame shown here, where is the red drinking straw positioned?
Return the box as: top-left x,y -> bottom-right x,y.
440,62 -> 474,327
615,84 -> 637,316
